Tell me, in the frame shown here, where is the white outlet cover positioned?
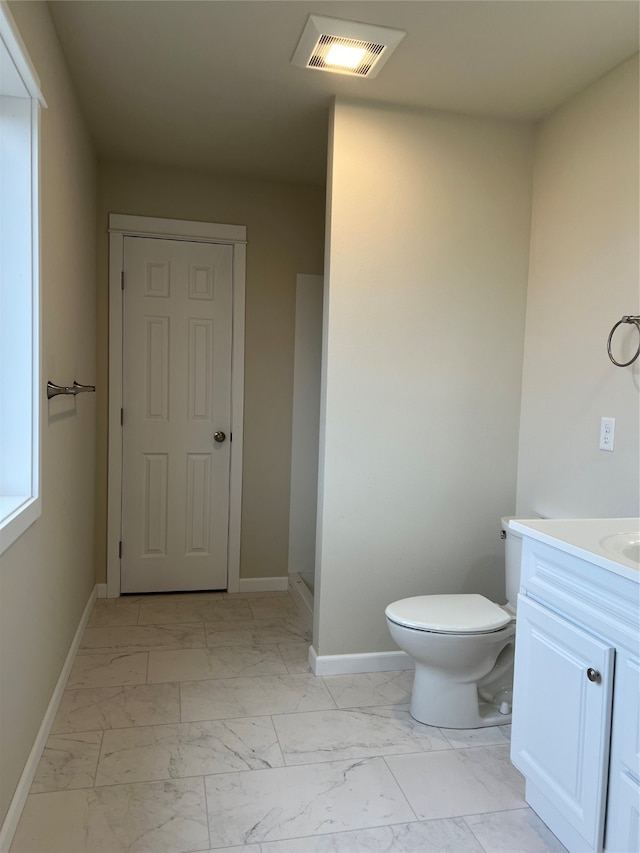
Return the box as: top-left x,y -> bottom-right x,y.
599,417 -> 615,452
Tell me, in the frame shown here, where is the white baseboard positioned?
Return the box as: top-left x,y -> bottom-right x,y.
287,573 -> 313,623
96,583 -> 107,599
309,646 -> 415,676
0,585 -> 98,851
237,576 -> 289,593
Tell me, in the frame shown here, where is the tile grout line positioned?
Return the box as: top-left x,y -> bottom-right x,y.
201,773 -> 212,851
380,754 -> 420,823
268,714 -> 287,769
247,814 -> 489,851
93,729 -> 106,788
318,676 -> 339,710
69,739 -> 517,794
51,686 -> 183,736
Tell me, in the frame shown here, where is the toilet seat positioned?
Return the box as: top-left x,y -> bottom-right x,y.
385,594 -> 512,634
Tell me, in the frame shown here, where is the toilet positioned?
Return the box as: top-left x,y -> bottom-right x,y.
385,517 -> 522,729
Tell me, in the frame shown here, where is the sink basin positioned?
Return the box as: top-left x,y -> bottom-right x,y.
600,532 -> 640,565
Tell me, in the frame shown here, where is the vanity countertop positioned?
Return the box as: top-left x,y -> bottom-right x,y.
509,517 -> 640,583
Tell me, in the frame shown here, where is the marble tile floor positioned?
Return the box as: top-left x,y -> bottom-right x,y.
11,591 -> 567,853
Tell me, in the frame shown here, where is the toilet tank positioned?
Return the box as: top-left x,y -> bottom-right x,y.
501,517 -> 523,611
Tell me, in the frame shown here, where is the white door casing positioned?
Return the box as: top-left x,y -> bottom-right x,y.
108,215 -> 246,597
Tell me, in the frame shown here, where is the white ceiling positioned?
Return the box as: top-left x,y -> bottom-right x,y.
47,1 -> 639,186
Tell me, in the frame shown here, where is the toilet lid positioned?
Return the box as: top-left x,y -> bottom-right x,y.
385,594 -> 512,634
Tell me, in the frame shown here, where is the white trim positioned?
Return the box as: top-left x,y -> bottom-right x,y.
106,231 -> 124,598
107,214 -> 245,597
109,214 -> 246,244
309,647 -> 415,676
0,585 -> 97,851
288,572 -> 314,626
32,94 -> 41,534
237,576 -> 289,593
0,2 -> 46,105
0,48 -> 43,555
226,243 -> 245,594
0,497 -> 39,554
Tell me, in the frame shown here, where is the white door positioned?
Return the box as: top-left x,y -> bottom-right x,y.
511,595 -> 614,851
120,236 -> 233,593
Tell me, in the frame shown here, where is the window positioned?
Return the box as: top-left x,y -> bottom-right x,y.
0,2 -> 45,554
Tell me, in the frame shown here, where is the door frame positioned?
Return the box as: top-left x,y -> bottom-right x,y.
107,213 -> 246,597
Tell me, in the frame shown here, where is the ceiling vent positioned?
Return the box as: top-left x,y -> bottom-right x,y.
291,15 -> 405,79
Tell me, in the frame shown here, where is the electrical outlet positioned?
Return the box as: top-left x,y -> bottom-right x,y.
599,417 -> 615,452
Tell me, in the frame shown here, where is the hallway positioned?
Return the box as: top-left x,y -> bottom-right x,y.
10,591 -> 564,852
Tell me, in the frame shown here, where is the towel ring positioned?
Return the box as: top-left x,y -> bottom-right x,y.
607,316 -> 640,367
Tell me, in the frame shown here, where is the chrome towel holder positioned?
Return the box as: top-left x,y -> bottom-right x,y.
607,315 -> 640,367
47,380 -> 96,399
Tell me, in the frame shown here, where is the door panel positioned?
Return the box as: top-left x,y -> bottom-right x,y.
121,236 -> 232,592
511,595 -> 614,850
605,654 -> 640,853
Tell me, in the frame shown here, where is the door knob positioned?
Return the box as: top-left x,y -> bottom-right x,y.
586,668 -> 601,683
213,431 -> 226,443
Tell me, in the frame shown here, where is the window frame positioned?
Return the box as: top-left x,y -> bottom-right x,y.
0,1 -> 46,555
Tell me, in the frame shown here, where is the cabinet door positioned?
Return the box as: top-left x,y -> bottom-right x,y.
612,655 -> 640,779
511,595 -> 614,851
606,772 -> 640,853
605,654 -> 640,853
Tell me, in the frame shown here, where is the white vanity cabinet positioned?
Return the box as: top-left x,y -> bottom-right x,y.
510,525 -> 640,853
605,652 -> 640,853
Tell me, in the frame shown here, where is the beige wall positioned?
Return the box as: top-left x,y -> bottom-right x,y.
288,274 -> 324,579
315,100 -> 535,655
516,56 -> 640,519
0,2 -> 97,825
95,163 -> 325,583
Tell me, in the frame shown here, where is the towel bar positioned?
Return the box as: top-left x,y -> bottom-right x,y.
47,380 -> 96,399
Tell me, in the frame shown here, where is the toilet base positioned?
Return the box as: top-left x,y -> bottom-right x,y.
409,666 -> 513,729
